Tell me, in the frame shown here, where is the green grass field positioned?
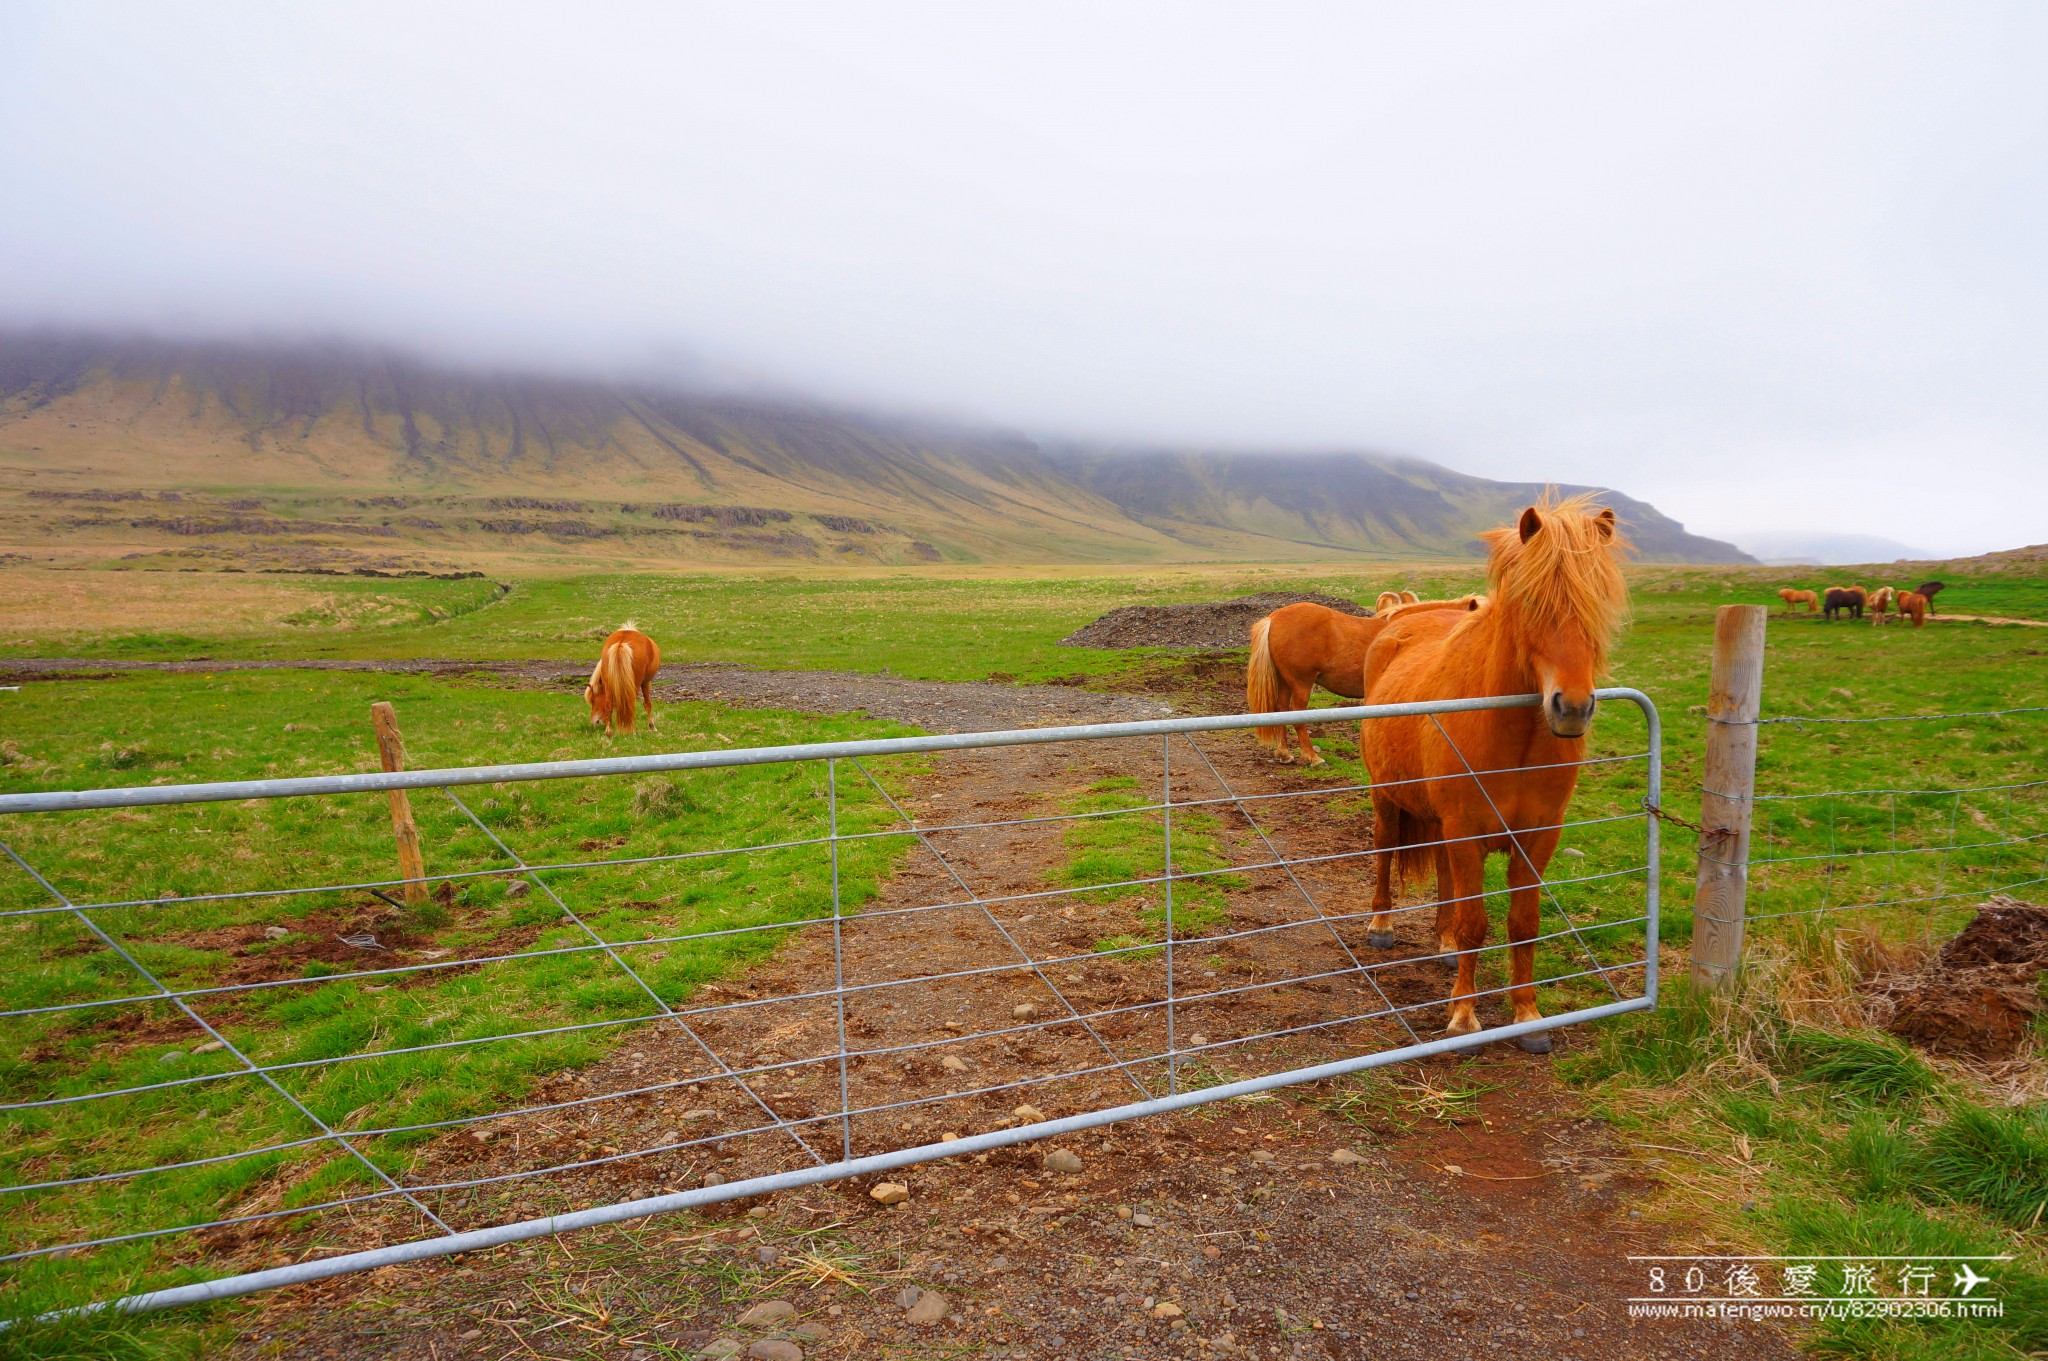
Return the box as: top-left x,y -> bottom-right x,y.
0,558 -> 2043,1359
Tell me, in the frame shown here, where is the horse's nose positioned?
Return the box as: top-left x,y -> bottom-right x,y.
1545,690 -> 1596,738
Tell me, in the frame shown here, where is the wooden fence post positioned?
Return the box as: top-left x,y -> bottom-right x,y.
369,702 -> 428,906
1690,604 -> 1767,989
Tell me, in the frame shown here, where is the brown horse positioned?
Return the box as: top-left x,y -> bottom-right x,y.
1896,591 -> 1929,628
1915,581 -> 1945,614
1247,597 -> 1481,764
1778,588 -> 1818,614
1357,493 -> 1630,1051
1823,585 -> 1866,621
585,625 -> 661,735
1867,585 -> 1896,625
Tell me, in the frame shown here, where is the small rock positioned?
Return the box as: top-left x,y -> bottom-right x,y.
789,1321 -> 827,1342
1042,1148 -> 1084,1174
1250,1150 -> 1275,1164
1132,1212 -> 1157,1228
457,1329 -> 482,1340
704,1171 -> 727,1188
1151,1302 -> 1184,1320
870,1182 -> 910,1205
262,926 -> 290,940
159,1050 -> 184,1063
1188,1033 -> 1208,1047
1561,847 -> 1586,858
1203,1245 -> 1221,1259
894,1287 -> 924,1309
503,879 -> 530,898
905,1290 -> 950,1325
1831,687 -> 1855,701
1115,1205 -> 1133,1220
1329,1148 -> 1365,1165
700,1342 -> 744,1360
737,1299 -> 796,1326
1012,1002 -> 1039,1021
1011,1103 -> 1047,1123
755,1246 -> 780,1265
192,1040 -> 226,1054
745,1342 -> 802,1361
1403,1290 -> 1420,1301
942,1056 -> 969,1073
988,1255 -> 1011,1271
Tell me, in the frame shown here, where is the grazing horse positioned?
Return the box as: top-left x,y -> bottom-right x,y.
1867,586 -> 1896,625
585,625 -> 661,735
1915,580 -> 1945,614
1246,597 -> 1480,764
1778,588 -> 1818,614
1357,493 -> 1629,1051
1823,586 -> 1865,621
1896,591 -> 1930,628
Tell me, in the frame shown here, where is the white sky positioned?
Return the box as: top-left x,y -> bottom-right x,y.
3,2 -> 2044,557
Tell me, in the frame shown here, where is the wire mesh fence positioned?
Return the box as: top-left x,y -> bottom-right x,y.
1736,706 -> 2048,933
0,690 -> 1659,1318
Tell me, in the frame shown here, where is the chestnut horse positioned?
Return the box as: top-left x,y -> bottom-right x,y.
585,625 -> 661,735
1867,585 -> 1896,624
1778,588 -> 1818,614
1374,590 -> 1421,613
1247,597 -> 1481,764
1896,591 -> 1929,628
1357,493 -> 1629,1051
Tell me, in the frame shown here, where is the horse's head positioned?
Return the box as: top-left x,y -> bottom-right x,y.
1481,495 -> 1631,740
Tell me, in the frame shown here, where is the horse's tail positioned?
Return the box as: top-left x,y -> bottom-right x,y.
600,641 -> 638,734
1247,616 -> 1286,752
1389,807 -> 1440,892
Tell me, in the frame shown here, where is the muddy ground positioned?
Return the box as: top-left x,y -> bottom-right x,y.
1058,593 -> 1372,651
12,656 -> 1798,1358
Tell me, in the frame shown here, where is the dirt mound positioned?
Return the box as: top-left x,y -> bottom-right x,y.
1060,591 -> 1371,650
1873,896 -> 2048,1058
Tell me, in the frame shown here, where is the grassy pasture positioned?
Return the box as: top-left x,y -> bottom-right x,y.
0,556 -> 2042,1358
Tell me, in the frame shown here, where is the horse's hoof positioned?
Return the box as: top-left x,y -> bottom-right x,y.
1305,756 -> 1327,767
1444,1016 -> 1483,1038
1516,1033 -> 1554,1055
1367,931 -> 1396,950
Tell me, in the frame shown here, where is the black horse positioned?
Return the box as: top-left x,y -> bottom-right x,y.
1824,587 -> 1865,621
1916,580 -> 1945,614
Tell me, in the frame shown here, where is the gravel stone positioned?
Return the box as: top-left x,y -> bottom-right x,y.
736,1300 -> 796,1326
1042,1148 -> 1084,1174
869,1182 -> 910,1205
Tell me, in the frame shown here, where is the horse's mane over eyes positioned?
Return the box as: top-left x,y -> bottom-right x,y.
1476,490 -> 1632,673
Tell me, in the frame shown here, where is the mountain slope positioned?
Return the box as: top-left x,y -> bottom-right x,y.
0,332 -> 1750,566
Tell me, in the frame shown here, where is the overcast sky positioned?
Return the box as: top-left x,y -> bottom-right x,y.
3,3 -> 2044,558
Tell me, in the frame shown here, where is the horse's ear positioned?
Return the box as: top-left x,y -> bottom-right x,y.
1518,506 -> 1542,543
1594,508 -> 1617,540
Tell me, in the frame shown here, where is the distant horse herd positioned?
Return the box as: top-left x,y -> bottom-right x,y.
1778,579 -> 1943,628
575,497 -> 1637,1047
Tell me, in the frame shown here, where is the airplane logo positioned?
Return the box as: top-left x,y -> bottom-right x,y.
1954,1264 -> 1992,1295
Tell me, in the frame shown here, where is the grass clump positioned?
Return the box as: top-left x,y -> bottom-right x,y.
1922,1104 -> 2048,1230
1783,1028 -> 1936,1106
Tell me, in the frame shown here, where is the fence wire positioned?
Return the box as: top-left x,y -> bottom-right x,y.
1722,704 -> 2047,931
0,691 -> 1658,1319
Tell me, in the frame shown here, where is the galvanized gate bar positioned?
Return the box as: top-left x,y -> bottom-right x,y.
0,694 -> 1591,815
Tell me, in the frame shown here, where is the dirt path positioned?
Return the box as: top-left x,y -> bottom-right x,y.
140,663 -> 1789,1358
0,658 -> 1170,733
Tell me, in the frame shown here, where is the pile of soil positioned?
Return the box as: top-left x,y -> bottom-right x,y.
1059,591 -> 1371,651
1873,896 -> 2048,1058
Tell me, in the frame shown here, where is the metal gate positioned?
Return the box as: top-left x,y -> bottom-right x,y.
0,688 -> 1660,1317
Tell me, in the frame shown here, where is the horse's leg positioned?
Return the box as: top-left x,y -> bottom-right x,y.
1504,827 -> 1560,1053
1432,835 -> 1456,972
1295,718 -> 1323,766
1441,836 -> 1487,1036
1366,799 -> 1400,949
641,674 -> 656,728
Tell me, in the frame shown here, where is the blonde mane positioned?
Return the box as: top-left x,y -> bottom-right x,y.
1476,491 -> 1632,673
